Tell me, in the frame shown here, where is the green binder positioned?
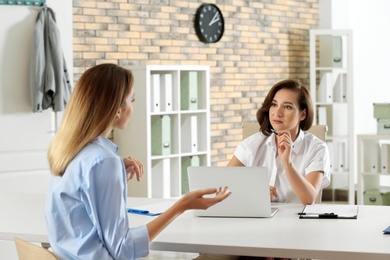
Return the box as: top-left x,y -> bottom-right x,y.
181,71 -> 198,110
181,155 -> 200,194
151,115 -> 171,155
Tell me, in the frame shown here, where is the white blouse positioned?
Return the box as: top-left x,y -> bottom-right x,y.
234,130 -> 331,203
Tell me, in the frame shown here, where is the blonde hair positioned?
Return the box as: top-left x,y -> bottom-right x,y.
48,64 -> 133,176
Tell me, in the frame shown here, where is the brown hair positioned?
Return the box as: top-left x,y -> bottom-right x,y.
48,63 -> 134,176
256,79 -> 313,136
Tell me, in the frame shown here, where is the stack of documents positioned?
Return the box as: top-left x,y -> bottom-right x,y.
299,204 -> 359,219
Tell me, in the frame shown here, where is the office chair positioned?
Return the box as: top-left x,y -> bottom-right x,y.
14,237 -> 58,260
241,122 -> 327,203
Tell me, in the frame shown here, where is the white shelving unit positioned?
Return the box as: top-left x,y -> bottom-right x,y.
309,29 -> 355,204
357,134 -> 390,205
114,65 -> 210,198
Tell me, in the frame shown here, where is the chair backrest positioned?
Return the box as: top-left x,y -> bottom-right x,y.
241,122 -> 327,204
242,122 -> 327,141
14,237 -> 58,260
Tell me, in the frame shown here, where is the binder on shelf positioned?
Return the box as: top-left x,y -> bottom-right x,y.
181,115 -> 198,153
327,141 -> 335,171
331,103 -> 348,136
332,36 -> 343,67
333,73 -> 347,103
380,143 -> 390,174
370,142 -> 380,174
151,115 -> 171,155
317,72 -> 333,103
181,71 -> 198,110
151,74 -> 160,112
152,159 -> 171,198
337,140 -> 348,171
160,73 -> 173,112
181,155 -> 200,194
317,106 -> 327,126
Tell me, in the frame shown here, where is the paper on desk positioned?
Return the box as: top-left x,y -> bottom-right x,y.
300,204 -> 359,219
128,200 -> 176,216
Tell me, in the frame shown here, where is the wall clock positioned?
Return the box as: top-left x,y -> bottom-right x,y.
194,3 -> 224,43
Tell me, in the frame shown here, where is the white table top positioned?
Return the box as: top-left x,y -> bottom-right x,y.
1,192 -> 390,259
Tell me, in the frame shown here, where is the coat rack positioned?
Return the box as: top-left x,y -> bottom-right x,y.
0,0 -> 45,5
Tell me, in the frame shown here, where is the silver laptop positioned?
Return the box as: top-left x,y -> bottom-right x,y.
187,166 -> 278,218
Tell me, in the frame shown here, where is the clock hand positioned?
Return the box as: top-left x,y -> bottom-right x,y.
209,12 -> 220,26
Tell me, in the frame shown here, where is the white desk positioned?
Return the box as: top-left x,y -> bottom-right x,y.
1,193 -> 390,259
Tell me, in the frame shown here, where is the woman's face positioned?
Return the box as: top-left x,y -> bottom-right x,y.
269,88 -> 306,133
114,89 -> 135,130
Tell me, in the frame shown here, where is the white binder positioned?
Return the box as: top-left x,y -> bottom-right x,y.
181,116 -> 198,152
317,106 -> 327,126
181,71 -> 198,110
151,74 -> 160,112
337,140 -> 348,171
333,73 -> 347,102
327,141 -> 336,172
317,72 -> 333,103
160,73 -> 173,112
381,143 -> 390,174
152,159 -> 171,198
370,142 -> 380,174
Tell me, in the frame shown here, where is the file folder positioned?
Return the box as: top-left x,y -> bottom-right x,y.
299,204 -> 358,219
332,36 -> 343,67
181,71 -> 198,110
369,142 -> 380,174
381,143 -> 390,174
160,73 -> 173,112
181,115 -> 198,153
151,115 -> 171,155
151,74 -> 160,112
152,158 -> 171,198
317,72 -> 333,103
333,72 -> 347,102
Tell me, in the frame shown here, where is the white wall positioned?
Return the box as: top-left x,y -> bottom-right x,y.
349,0 -> 390,135
0,1 -> 72,259
0,1 -> 72,177
320,0 -> 390,135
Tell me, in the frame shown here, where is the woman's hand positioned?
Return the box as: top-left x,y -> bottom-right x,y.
123,156 -> 143,182
146,187 -> 231,241
177,187 -> 231,212
270,186 -> 278,201
276,131 -> 293,165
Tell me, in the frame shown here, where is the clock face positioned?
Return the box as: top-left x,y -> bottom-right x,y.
195,4 -> 224,43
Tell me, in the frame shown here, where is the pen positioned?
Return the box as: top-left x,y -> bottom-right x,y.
298,212 -> 338,218
271,128 -> 278,135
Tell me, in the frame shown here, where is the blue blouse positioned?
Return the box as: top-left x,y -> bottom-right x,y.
45,136 -> 149,259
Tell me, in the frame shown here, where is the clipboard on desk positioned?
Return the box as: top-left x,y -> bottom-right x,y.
299,204 -> 359,219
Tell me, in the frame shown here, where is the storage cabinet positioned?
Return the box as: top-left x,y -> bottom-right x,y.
113,65 -> 210,198
309,29 -> 355,204
357,135 -> 390,205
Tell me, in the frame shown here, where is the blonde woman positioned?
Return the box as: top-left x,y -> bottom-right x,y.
46,63 -> 230,260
